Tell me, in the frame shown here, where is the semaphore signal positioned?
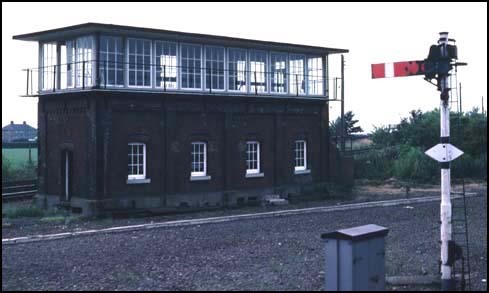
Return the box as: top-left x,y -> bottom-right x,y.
372,32 -> 467,291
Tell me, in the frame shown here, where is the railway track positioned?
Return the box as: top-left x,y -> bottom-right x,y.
2,180 -> 37,202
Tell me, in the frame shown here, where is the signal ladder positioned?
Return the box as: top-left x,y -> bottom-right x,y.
450,179 -> 472,291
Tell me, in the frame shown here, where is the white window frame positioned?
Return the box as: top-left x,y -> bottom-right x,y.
155,41 -> 178,90
270,52 -> 288,95
127,38 -> 153,88
289,54 -> 306,95
294,140 -> 307,171
191,142 -> 207,177
204,46 -> 226,91
41,42 -> 58,91
249,50 -> 268,94
65,40 -> 75,88
246,141 -> 260,174
127,142 -> 146,180
180,43 -> 203,91
227,47 -> 248,93
75,35 -> 96,88
307,56 -> 323,96
99,35 -> 124,87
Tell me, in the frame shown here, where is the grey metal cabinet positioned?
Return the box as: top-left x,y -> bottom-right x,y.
321,224 -> 389,291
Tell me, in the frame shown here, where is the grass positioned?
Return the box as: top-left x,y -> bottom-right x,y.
39,215 -> 66,223
2,202 -> 83,224
2,148 -> 38,168
2,204 -> 44,219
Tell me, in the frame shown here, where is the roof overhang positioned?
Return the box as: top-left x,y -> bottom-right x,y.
13,22 -> 349,55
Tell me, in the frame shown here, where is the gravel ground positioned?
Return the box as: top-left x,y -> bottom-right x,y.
2,191 -> 486,291
2,182 -> 483,240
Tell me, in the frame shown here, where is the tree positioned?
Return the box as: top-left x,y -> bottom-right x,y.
329,111 -> 364,138
366,108 -> 487,180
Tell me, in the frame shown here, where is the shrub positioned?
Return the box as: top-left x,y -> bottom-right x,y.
393,146 -> 438,183
354,146 -> 399,180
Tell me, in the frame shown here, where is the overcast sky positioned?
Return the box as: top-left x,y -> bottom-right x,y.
2,2 -> 487,132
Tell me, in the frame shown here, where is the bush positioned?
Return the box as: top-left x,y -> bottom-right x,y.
393,146 -> 438,183
359,108 -> 487,184
451,153 -> 487,179
354,146 -> 399,180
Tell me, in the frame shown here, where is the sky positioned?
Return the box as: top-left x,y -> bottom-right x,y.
2,2 -> 487,133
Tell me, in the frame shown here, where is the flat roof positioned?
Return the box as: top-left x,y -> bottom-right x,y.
13,22 -> 349,55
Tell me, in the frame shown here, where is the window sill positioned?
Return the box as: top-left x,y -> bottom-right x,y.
245,172 -> 264,178
190,175 -> 212,181
127,178 -> 151,184
294,169 -> 311,175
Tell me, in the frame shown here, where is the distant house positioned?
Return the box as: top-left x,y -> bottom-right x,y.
2,121 -> 37,143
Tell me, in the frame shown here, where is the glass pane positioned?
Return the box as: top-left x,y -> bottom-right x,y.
249,50 -> 267,93
271,53 -> 287,93
308,57 -> 323,95
289,54 -> 306,94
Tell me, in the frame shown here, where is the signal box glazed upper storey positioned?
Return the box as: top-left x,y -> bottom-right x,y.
14,23 -> 348,99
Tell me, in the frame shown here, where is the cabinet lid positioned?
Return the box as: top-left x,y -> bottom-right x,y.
321,224 -> 389,241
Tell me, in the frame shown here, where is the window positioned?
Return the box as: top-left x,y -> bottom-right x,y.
249,50 -> 267,93
41,43 -> 57,90
75,36 -> 95,88
205,47 -> 225,90
228,48 -> 247,92
289,54 -> 306,95
181,44 -> 202,89
294,140 -> 307,171
59,41 -> 72,89
246,141 -> 260,174
65,41 -> 75,88
100,36 -> 124,86
191,142 -> 207,177
307,57 -> 323,95
128,143 -> 146,180
271,52 -> 287,93
156,41 -> 178,89
128,38 -> 152,87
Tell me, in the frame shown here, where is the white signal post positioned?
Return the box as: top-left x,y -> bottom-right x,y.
437,32 -> 455,291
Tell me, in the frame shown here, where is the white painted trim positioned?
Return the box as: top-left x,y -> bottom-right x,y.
126,178 -> 151,184
385,62 -> 394,78
306,56 -> 324,96
289,53 -> 307,95
270,51 -> 289,95
227,47 -> 248,93
294,140 -> 307,171
245,172 -> 264,178
294,169 -> 311,175
190,175 -> 212,181
180,43 -> 203,90
126,37 -> 153,88
246,141 -> 260,174
127,142 -> 146,180
191,142 -> 207,177
204,45 -> 226,91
